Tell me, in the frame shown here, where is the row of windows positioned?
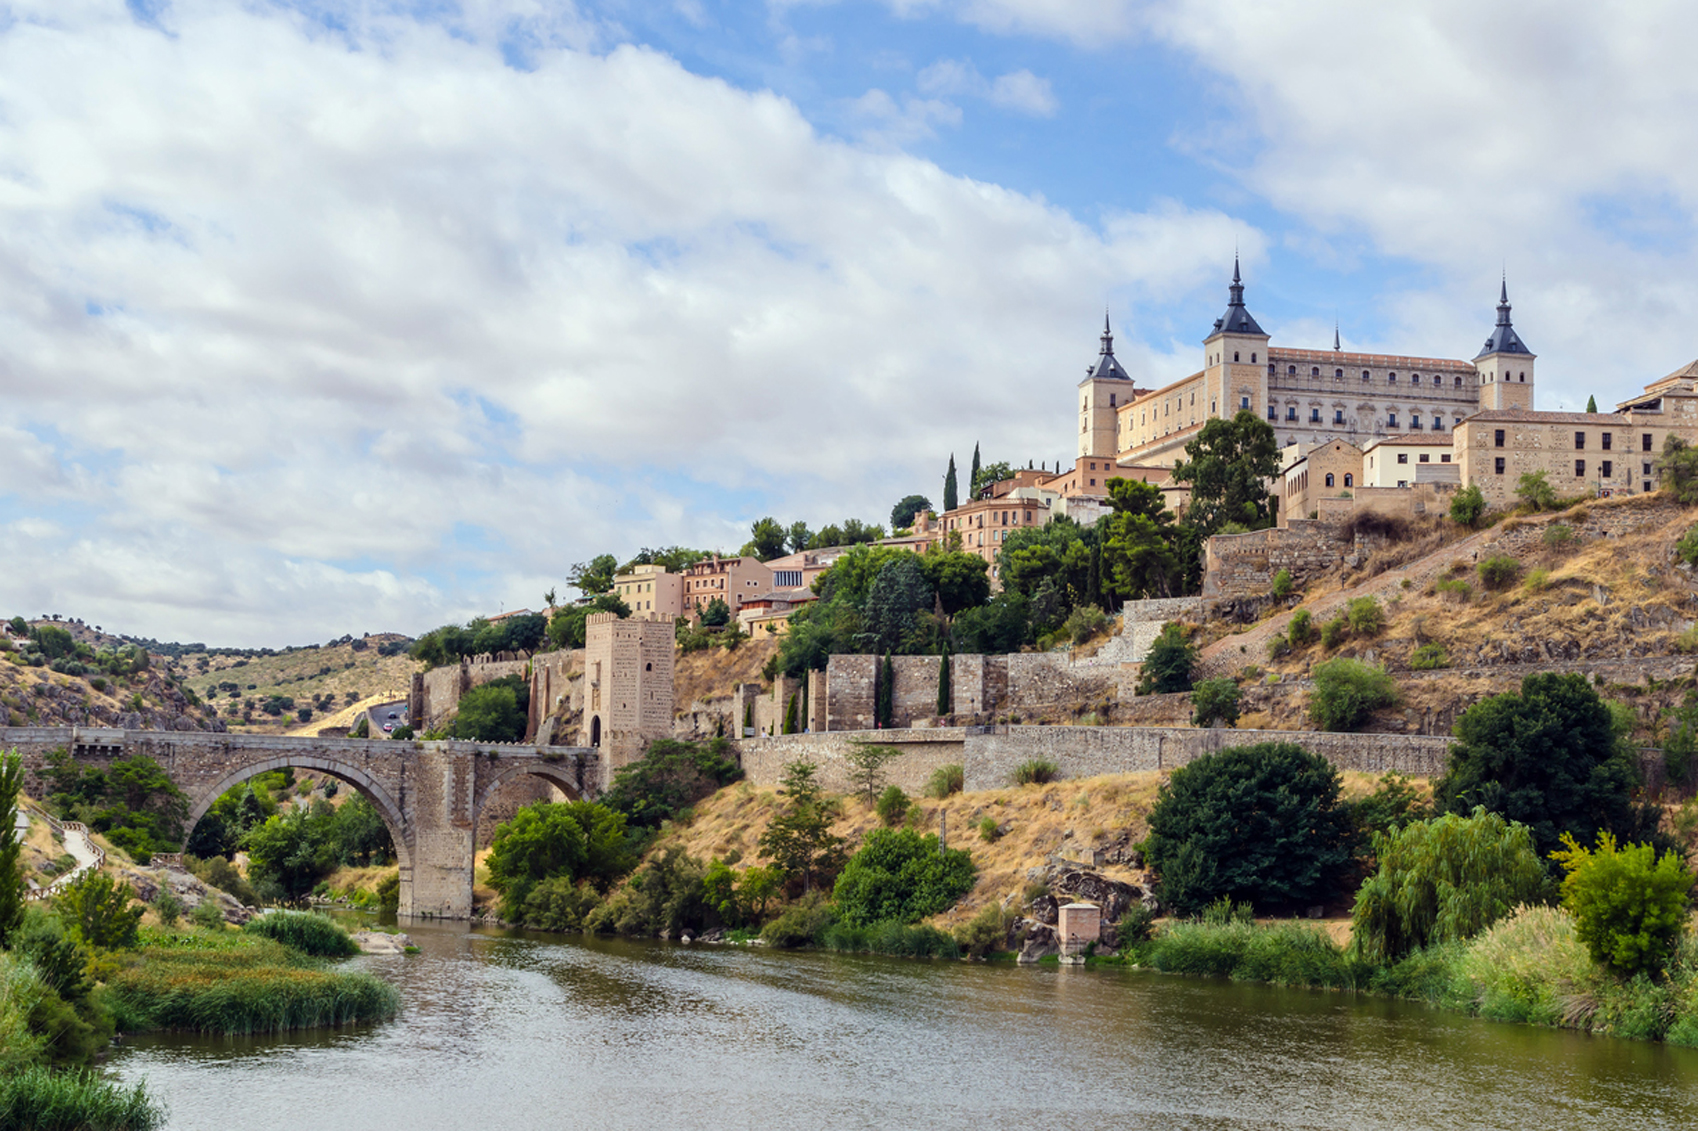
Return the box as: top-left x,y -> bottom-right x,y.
1394,453 -> 1453,464
1322,473 -> 1354,488
1272,405 -> 1460,430
1276,365 -> 1470,388
1493,430 -> 1655,452
1490,458 -> 1651,479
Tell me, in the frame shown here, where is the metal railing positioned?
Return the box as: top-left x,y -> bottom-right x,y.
22,805 -> 105,901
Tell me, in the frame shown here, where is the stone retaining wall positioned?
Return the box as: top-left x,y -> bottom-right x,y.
736,729 -> 967,794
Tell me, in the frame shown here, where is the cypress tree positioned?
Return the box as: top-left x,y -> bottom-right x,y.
943,455 -> 959,513
0,752 -> 24,948
878,652 -> 896,728
1586,394 -> 1598,413
970,443 -> 981,496
783,693 -> 798,735
936,646 -> 952,716
1086,541 -> 1103,608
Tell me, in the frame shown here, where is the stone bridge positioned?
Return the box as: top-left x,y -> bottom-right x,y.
1,726 -> 600,919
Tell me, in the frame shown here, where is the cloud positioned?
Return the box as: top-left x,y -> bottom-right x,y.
886,0 -> 1144,46
916,57 -> 1057,116
0,0 -> 1246,643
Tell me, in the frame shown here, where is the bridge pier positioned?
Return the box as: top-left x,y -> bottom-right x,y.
2,726 -> 599,920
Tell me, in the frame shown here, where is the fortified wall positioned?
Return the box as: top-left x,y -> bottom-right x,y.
411,653 -> 532,733
822,652 -> 1123,730
1201,518 -> 1354,599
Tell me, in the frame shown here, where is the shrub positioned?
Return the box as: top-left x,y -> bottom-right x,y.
874,785 -> 911,828
521,875 -> 602,932
485,801 -> 635,922
1543,522 -> 1574,548
832,828 -> 976,927
1270,569 -> 1293,599
1515,469 -> 1558,511
600,737 -> 741,829
1062,603 -> 1109,645
1551,831 -> 1695,978
1409,643 -> 1449,671
922,764 -> 964,799
186,855 -> 258,906
954,902 -> 1014,958
1524,567 -> 1550,593
819,920 -> 960,959
242,911 -> 360,958
1477,554 -> 1522,591
1434,576 -> 1472,602
1677,524 -> 1698,568
1346,772 -> 1431,843
759,892 -> 836,948
1128,917 -> 1360,990
1144,741 -> 1354,916
1136,622 -> 1195,695
53,873 -> 142,951
151,887 -> 182,929
1345,597 -> 1383,637
1319,617 -> 1347,649
1449,483 -> 1487,528
1265,632 -> 1290,661
0,1065 -> 163,1131
1287,608 -> 1314,647
1309,658 -> 1398,732
190,900 -> 226,930
1190,678 -> 1240,728
1011,759 -> 1059,786
1350,808 -> 1548,963
978,816 -> 1000,843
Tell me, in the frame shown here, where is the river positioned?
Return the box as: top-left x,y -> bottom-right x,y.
110,920 -> 1698,1129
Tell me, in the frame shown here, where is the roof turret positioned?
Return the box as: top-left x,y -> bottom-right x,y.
1475,277 -> 1533,358
1207,256 -> 1266,339
1087,311 -> 1132,381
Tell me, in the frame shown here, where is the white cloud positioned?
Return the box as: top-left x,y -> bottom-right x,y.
886,0 -> 1144,46
916,57 -> 1057,116
988,69 -> 1058,116
0,0 -> 1245,643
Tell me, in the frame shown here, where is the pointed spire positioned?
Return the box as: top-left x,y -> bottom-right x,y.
1496,277 -> 1513,328
1475,274 -> 1532,359
1499,274 -> 1508,306
1233,254 -> 1241,284
1334,322 -> 1341,351
1100,310 -> 1114,356
1210,257 -> 1264,339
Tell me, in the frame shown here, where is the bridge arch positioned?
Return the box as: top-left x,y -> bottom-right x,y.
184,754 -> 415,900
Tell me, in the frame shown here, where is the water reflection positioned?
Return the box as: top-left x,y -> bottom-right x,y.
112,921 -> 1698,1130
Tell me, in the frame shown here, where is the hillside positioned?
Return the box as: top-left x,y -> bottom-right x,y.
183,635 -> 419,733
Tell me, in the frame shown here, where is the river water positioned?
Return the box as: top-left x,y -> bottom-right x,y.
110,920 -> 1698,1130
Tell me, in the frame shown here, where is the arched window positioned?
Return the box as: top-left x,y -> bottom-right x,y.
1344,473 -> 1354,487
1325,473 -> 1335,488
1251,353 -> 1257,363
1234,352 -> 1240,362
1288,365 -> 1297,375
1362,370 -> 1370,381
1454,375 -> 1462,388
1412,373 -> 1421,385
1519,372 -> 1525,382
1268,363 -> 1275,376
1311,366 -> 1320,376
1335,369 -> 1343,379
1388,372 -> 1397,383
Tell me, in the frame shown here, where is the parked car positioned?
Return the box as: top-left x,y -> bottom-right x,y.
382,722 -> 395,733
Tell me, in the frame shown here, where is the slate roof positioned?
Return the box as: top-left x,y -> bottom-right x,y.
1089,314 -> 1133,381
1475,279 -> 1534,359
1208,257 -> 1266,339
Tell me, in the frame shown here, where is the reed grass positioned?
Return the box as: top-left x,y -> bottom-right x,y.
242,911 -> 360,957
818,920 -> 960,959
0,1066 -> 163,1131
105,934 -> 398,1035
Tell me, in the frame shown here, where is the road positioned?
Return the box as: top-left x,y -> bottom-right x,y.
365,699 -> 409,735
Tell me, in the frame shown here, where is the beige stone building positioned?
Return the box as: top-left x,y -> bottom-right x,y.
1455,408 -> 1668,506
942,474 -> 1054,581
1080,265 -> 1536,472
1361,434 -> 1460,488
737,590 -> 819,638
579,612 -> 674,783
612,563 -> 683,620
1281,439 -> 1361,524
680,555 -> 773,621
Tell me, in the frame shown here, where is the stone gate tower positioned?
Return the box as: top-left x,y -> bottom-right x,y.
580,613 -> 675,787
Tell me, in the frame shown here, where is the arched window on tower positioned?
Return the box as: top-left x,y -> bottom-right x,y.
1519,372 -> 1525,382
1325,473 -> 1335,488
1344,473 -> 1354,487
1234,352 -> 1240,362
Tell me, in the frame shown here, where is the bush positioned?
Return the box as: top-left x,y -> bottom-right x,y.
1271,569 -> 1293,599
1144,742 -> 1354,916
600,737 -> 742,829
485,801 -> 634,923
1062,603 -> 1109,645
190,900 -> 226,930
1477,554 -> 1522,591
1515,470 -> 1558,511
521,875 -> 601,932
1409,643 -> 1449,671
1135,623 -> 1195,695
978,816 -> 1000,843
1011,759 -> 1059,786
1434,576 -> 1472,602
819,920 -> 960,959
1319,617 -> 1347,649
242,911 -> 359,957
186,855 -> 258,906
831,828 -> 976,927
1265,632 -> 1290,661
1449,483 -> 1487,527
759,893 -> 836,948
1345,597 -> 1383,637
954,902 -> 1014,958
1543,523 -> 1574,548
1677,525 -> 1698,568
1551,831 -> 1695,978
1524,567 -> 1550,593
874,785 -> 911,828
922,764 -> 964,799
1309,658 -> 1398,732
150,888 -> 182,929
53,873 -> 142,951
1346,773 -> 1431,843
1190,678 -> 1240,728
1287,608 -> 1314,647
1350,808 -> 1548,963
1127,918 -> 1361,990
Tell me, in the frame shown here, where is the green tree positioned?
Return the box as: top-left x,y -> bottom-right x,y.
600,738 -> 742,829
756,761 -> 847,894
742,517 -> 788,561
448,675 -> 529,742
889,495 -> 932,530
845,744 -> 902,805
862,557 -> 933,654
1436,672 -> 1645,859
1656,435 -> 1698,504
1586,394 -> 1598,413
245,804 -> 341,901
1190,678 -> 1240,728
969,443 -> 980,497
1309,658 -> 1398,731
832,828 -> 976,927
942,455 -> 959,513
785,521 -> 813,554
53,872 -> 144,950
1101,479 -> 1185,599
1350,808 -> 1548,963
1552,831 -> 1695,978
486,801 -> 633,921
936,647 -> 952,716
1169,410 -> 1281,535
915,551 -> 990,617
1144,742 -> 1354,915
1449,483 -> 1487,527
950,592 -> 1031,654
0,751 -> 24,948
543,593 -> 631,649
568,554 -> 619,596
699,597 -> 731,627
1136,623 -> 1195,694
971,460 -> 1013,497
1514,469 -> 1557,511
876,653 -> 895,727
782,694 -> 798,735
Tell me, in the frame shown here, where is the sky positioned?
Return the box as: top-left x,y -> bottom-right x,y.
3,0 -> 1697,646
